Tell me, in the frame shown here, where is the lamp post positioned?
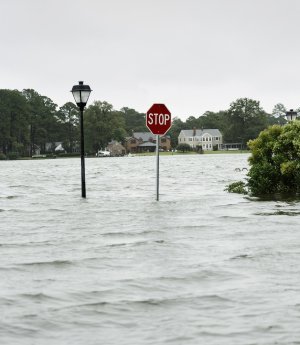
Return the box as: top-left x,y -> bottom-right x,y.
286,109 -> 298,122
71,81 -> 92,198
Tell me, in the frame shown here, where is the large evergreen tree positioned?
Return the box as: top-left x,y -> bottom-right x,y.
22,89 -> 58,153
57,102 -> 80,152
84,101 -> 127,152
0,89 -> 29,155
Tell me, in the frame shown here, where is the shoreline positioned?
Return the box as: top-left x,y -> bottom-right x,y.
1,150 -> 250,161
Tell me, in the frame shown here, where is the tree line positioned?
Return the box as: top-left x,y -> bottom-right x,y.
0,89 -> 147,157
0,88 -> 293,157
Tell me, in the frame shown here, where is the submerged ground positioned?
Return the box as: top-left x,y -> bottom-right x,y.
1,154 -> 300,345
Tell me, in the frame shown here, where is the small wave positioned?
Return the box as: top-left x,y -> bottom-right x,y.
106,239 -> 164,248
160,269 -> 242,282
102,230 -> 163,237
0,323 -> 39,336
124,294 -> 231,307
19,259 -> 73,267
230,254 -> 253,260
247,194 -> 300,202
219,215 -> 248,220
255,210 -> 300,216
165,336 -> 195,343
0,240 -> 53,248
5,208 -> 21,213
102,231 -> 140,237
18,292 -> 58,301
0,195 -> 19,199
0,297 -> 15,305
0,266 -> 24,272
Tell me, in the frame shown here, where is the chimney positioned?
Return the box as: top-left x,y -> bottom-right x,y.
193,127 -> 196,136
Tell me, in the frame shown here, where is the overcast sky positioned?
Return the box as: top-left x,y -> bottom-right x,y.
1,0 -> 299,119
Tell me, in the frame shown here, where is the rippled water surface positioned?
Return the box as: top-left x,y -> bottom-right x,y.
1,154 -> 300,345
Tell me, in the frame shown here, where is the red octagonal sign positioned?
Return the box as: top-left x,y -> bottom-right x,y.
146,103 -> 171,135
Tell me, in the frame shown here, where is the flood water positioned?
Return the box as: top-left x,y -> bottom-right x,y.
1,153 -> 300,345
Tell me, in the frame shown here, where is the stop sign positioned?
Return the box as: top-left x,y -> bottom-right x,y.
146,104 -> 171,135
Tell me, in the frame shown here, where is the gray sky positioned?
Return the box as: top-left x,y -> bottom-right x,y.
1,0 -> 299,119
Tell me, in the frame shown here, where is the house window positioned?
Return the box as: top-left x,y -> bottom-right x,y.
189,138 -> 193,141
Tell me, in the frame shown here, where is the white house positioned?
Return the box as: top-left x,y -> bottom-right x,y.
178,128 -> 223,150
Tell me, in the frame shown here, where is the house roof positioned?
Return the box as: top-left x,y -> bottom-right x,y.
108,140 -> 125,148
134,132 -> 155,141
133,132 -> 170,141
138,142 -> 157,147
179,129 -> 222,137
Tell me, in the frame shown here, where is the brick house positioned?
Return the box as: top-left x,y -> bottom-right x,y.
124,132 -> 171,153
107,140 -> 126,156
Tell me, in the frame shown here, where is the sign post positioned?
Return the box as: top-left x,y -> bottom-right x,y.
146,104 -> 172,201
156,134 -> 159,200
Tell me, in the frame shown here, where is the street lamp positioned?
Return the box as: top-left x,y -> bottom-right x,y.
71,81 -> 92,198
286,109 -> 298,122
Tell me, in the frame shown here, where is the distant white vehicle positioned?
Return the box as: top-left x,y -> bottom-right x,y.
97,150 -> 110,157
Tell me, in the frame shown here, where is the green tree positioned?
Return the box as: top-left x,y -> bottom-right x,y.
22,89 -> 58,153
84,101 -> 127,152
197,110 -> 228,137
270,103 -> 287,126
185,116 -> 199,129
0,89 -> 30,155
57,102 -> 79,152
272,103 -> 286,117
120,107 -> 147,134
226,98 -> 268,146
167,117 -> 186,148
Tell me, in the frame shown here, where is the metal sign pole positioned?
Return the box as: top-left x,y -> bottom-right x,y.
156,134 -> 159,201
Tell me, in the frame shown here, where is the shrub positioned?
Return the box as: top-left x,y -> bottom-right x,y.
7,152 -> 19,160
248,122 -> 300,195
226,121 -> 300,197
177,143 -> 191,152
196,145 -> 203,154
0,153 -> 6,160
225,181 -> 248,194
56,152 -> 80,158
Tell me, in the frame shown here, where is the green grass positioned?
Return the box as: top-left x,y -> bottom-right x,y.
135,150 -> 249,156
203,150 -> 249,154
